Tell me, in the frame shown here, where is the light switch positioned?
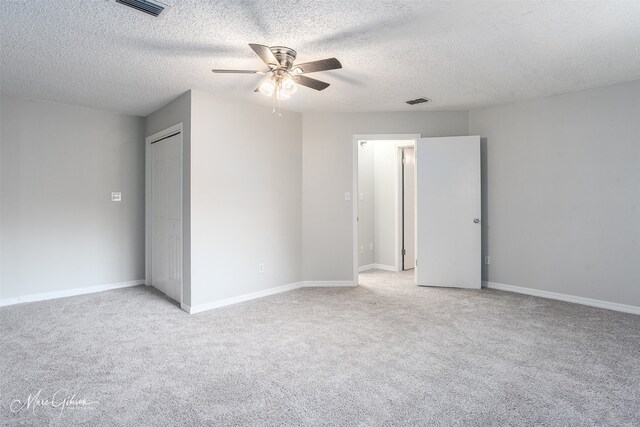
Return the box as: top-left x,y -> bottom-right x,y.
344,192 -> 351,201
111,192 -> 122,202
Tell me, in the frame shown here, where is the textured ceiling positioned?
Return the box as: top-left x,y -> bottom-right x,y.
1,0 -> 639,116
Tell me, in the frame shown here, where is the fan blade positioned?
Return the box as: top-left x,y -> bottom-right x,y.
212,69 -> 262,74
294,58 -> 342,74
249,43 -> 279,66
294,75 -> 330,91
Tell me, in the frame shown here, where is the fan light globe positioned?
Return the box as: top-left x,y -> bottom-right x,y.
258,78 -> 276,96
281,76 -> 297,95
276,85 -> 290,100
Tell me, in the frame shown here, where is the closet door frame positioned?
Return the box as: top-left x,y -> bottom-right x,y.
145,123 -> 183,304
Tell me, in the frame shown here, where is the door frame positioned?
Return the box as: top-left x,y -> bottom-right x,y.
397,144 -> 415,271
352,134 -> 421,284
145,122 -> 184,303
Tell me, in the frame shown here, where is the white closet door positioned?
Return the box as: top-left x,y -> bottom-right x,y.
150,133 -> 182,302
415,136 -> 481,289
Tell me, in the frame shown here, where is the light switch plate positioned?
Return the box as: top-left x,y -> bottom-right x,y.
344,192 -> 351,201
111,192 -> 122,202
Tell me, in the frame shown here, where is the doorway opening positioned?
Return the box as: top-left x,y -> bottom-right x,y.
353,134 -> 482,290
354,135 -> 419,286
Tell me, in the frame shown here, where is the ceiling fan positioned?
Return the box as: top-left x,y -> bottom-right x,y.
212,44 -> 342,100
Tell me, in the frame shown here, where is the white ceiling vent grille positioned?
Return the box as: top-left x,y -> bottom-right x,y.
115,0 -> 169,17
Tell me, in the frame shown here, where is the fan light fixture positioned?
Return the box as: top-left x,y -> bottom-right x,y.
258,73 -> 297,100
212,44 -> 343,116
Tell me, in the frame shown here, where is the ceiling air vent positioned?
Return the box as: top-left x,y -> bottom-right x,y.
406,97 -> 431,105
115,0 -> 169,17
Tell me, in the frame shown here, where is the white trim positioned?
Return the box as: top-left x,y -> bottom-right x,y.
184,281 -> 358,314
483,281 -> 640,315
395,146 -> 403,272
374,264 -> 397,272
186,282 -> 303,314
396,144 -> 416,273
145,123 -> 184,304
0,280 -> 145,307
352,136 -> 359,285
301,281 -> 357,287
1,279 -> 358,313
359,264 -> 396,272
352,133 -> 421,284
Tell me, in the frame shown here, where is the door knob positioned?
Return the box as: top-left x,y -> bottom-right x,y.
473,218 -> 480,224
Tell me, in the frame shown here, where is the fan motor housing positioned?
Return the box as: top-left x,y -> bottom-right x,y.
270,46 -> 297,69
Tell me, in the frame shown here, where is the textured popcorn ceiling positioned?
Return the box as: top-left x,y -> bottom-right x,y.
1,0 -> 639,116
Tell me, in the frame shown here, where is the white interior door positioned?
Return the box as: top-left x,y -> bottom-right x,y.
402,147 -> 415,270
415,136 -> 481,288
150,133 -> 182,302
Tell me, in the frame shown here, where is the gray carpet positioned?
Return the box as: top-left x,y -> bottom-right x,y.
1,269 -> 639,426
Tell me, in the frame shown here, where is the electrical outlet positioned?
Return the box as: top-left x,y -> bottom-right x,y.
369,243 -> 374,250
484,256 -> 491,265
258,263 -> 265,273
111,192 -> 122,202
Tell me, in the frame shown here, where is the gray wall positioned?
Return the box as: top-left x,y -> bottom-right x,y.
302,111 -> 469,281
373,140 -> 414,269
0,95 -> 145,299
357,141 -> 375,267
145,91 -> 192,306
190,90 -> 302,306
469,80 -> 640,307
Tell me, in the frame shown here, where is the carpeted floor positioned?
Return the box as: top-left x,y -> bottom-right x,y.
1,269 -> 639,426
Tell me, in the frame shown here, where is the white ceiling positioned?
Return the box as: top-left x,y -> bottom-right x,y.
1,0 -> 639,117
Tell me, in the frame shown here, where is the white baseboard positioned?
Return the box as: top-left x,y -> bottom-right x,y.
301,281 -> 357,287
186,282 -> 304,314
1,278 -> 358,314
0,280 -> 146,307
483,281 -> 640,315
375,264 -> 398,272
358,264 -> 376,272
186,280 -> 357,314
359,263 -> 397,272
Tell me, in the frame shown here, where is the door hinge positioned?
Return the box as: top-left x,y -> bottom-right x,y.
402,249 -> 406,255
416,259 -> 418,266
